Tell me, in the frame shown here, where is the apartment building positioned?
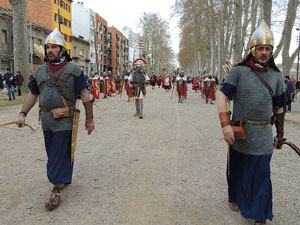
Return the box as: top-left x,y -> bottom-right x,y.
121,26 -> 141,67
72,2 -> 96,75
72,35 -> 90,76
107,26 -> 129,76
95,13 -> 108,73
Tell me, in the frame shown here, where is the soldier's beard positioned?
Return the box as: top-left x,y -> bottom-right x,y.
49,55 -> 61,63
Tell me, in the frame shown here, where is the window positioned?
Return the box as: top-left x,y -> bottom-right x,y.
1,29 -> 8,44
79,49 -> 84,56
33,38 -> 42,45
54,0 -> 57,4
1,60 -> 10,71
73,46 -> 76,55
64,18 -> 68,26
69,21 -> 71,28
54,13 -> 58,22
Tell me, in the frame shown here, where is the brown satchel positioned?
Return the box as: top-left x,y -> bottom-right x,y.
231,120 -> 246,140
51,95 -> 70,118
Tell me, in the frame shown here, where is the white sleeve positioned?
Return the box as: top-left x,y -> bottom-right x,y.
145,74 -> 150,81
128,74 -> 133,82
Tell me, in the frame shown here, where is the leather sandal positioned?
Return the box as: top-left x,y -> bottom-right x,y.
254,220 -> 266,224
228,202 -> 239,211
45,186 -> 61,210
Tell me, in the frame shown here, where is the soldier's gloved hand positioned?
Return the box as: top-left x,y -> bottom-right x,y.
83,100 -> 94,135
274,112 -> 285,150
85,120 -> 94,135
274,137 -> 286,149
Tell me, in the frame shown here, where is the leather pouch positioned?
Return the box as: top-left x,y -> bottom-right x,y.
51,107 -> 70,118
232,121 -> 246,140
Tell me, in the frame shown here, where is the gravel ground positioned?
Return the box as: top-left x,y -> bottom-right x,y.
0,85 -> 299,225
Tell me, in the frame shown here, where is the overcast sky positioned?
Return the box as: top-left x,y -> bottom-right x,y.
80,0 -> 180,54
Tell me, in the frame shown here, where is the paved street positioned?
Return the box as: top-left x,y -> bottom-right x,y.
0,86 -> 300,225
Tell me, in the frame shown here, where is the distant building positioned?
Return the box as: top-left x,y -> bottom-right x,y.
95,13 -> 108,73
72,2 -> 96,75
121,26 -> 141,68
72,35 -> 90,76
107,26 -> 129,76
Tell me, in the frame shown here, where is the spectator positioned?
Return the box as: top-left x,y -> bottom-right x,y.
295,79 -> 300,99
15,71 -> 24,96
3,68 -> 16,101
291,77 -> 296,101
0,73 -> 3,90
284,76 -> 293,112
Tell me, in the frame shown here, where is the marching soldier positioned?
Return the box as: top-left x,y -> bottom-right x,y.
192,76 -> 200,93
176,71 -> 188,103
204,75 -> 216,104
17,28 -> 94,210
124,70 -> 133,102
103,72 -> 111,98
128,59 -> 150,119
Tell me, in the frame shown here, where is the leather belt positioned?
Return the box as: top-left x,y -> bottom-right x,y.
243,120 -> 271,125
39,105 -> 76,112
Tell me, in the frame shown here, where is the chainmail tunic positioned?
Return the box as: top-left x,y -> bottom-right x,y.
33,62 -> 82,131
223,65 -> 285,155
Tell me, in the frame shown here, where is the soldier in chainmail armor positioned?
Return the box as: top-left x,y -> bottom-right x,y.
218,21 -> 286,225
17,28 -> 94,210
128,61 -> 150,119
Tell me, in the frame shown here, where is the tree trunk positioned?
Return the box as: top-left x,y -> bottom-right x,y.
281,0 -> 300,75
260,0 -> 272,26
232,0 -> 243,64
9,0 -> 30,88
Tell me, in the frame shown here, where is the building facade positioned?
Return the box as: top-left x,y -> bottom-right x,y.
0,8 -> 13,74
0,7 -> 51,74
52,0 -> 73,56
72,2 -> 96,75
72,35 -> 90,76
107,26 -> 129,76
121,26 -> 141,69
95,13 -> 108,73
0,0 -> 72,74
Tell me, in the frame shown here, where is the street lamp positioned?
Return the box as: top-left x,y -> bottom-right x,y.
296,28 -> 300,82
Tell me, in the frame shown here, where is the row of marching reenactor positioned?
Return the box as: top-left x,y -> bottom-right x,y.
192,74 -> 216,104
88,71 -> 133,100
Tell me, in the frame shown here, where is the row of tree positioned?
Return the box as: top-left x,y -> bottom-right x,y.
172,0 -> 300,79
138,13 -> 176,75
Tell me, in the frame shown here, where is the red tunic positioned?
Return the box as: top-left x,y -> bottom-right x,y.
104,78 -> 111,96
192,78 -> 200,90
92,79 -> 100,99
204,79 -> 216,101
